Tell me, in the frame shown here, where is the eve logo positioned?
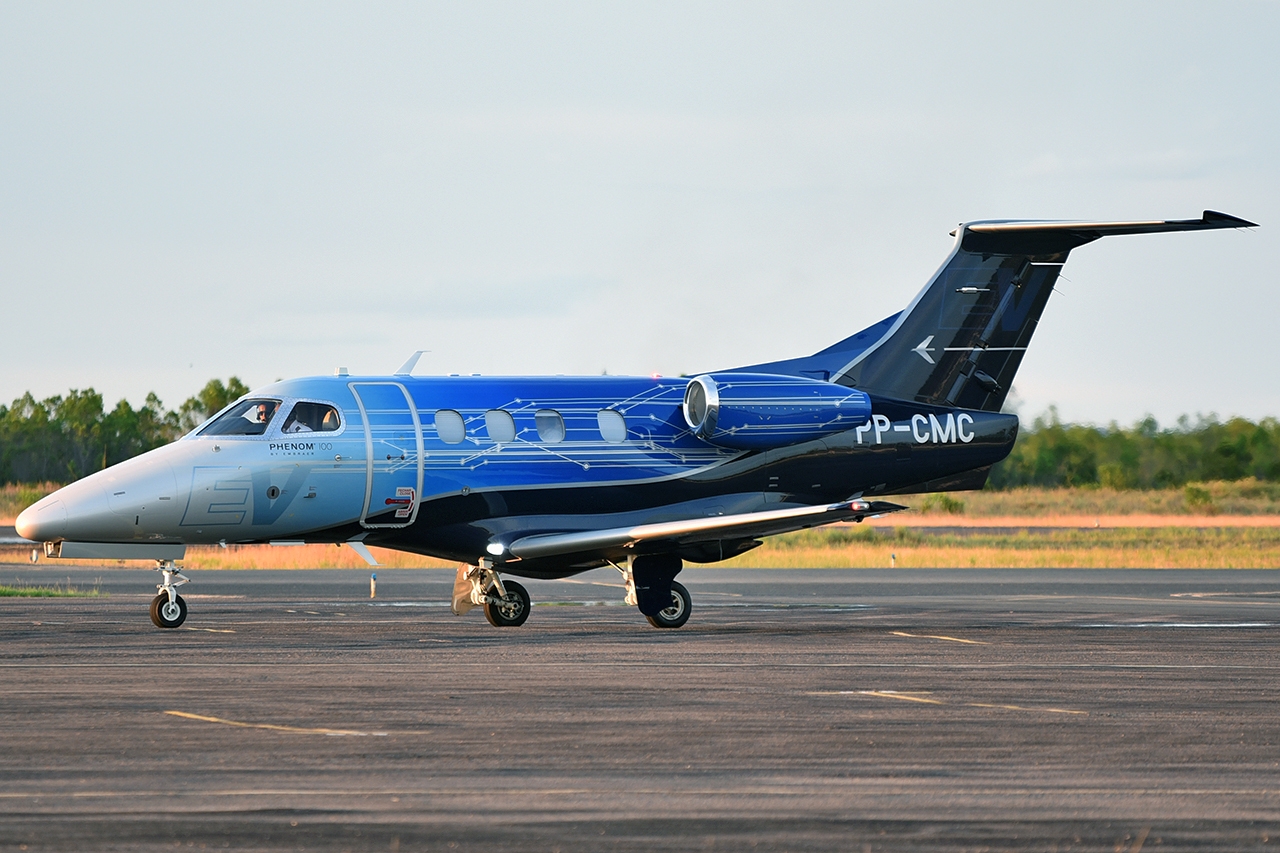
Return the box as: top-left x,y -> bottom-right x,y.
181,468 -> 251,526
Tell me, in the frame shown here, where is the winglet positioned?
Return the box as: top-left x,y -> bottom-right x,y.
1202,210 -> 1258,228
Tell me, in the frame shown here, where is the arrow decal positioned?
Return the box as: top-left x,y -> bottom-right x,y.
914,334 -> 1028,364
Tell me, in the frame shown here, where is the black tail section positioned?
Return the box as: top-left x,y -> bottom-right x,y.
833,211 -> 1255,411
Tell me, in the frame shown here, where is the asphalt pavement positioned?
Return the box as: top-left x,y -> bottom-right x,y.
2,565 -> 1280,851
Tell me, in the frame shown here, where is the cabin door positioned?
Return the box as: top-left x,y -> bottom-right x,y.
350,382 -> 424,529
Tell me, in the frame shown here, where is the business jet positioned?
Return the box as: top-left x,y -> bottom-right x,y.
16,211 -> 1254,629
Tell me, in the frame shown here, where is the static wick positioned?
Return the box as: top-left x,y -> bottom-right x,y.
370,573 -> 377,599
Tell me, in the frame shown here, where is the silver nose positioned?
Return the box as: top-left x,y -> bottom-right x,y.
15,497 -> 67,542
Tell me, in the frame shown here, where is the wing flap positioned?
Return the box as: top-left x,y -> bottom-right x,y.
504,499 -> 906,561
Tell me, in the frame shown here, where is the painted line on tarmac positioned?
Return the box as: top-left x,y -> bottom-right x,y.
1079,622 -> 1274,628
3,785 -> 1273,800
890,630 -> 989,645
164,710 -> 387,737
810,689 -> 1088,715
2,661 -> 1274,671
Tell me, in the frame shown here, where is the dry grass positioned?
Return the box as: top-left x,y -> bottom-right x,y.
179,544 -> 455,571
4,481 -> 1276,571
4,526 -> 1278,571
0,578 -> 103,597
6,482 -> 1278,525
0,543 -> 454,571
925,480 -> 1280,517
728,525 -> 1280,569
0,483 -> 59,524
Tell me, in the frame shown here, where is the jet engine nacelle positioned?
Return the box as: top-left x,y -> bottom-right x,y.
682,373 -> 872,450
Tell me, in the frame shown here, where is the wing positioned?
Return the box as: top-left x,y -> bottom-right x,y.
501,499 -> 906,562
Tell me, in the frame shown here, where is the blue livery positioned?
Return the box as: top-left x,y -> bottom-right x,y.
16,211 -> 1255,629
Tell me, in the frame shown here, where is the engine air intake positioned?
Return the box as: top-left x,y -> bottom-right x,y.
683,373 -> 872,450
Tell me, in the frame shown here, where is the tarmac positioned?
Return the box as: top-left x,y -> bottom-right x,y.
2,564 -> 1280,851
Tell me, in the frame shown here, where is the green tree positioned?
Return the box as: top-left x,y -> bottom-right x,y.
177,377 -> 250,433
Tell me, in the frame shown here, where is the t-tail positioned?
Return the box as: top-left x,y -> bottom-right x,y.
745,211 -> 1256,412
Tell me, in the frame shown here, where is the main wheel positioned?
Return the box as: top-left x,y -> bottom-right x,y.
645,581 -> 691,629
150,593 -> 188,629
484,580 -> 531,627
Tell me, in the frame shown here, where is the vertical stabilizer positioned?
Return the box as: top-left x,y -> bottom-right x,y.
831,211 -> 1254,411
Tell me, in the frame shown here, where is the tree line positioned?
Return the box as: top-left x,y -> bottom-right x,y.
988,407 -> 1280,489
1,380 -> 1277,489
0,378 -> 248,484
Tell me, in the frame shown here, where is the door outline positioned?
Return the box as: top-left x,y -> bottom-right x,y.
350,382 -> 424,529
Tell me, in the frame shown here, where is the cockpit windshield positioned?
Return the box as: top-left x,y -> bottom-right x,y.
199,399 -> 282,436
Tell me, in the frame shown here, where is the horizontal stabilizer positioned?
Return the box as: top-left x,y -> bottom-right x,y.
504,499 -> 906,561
956,210 -> 1256,255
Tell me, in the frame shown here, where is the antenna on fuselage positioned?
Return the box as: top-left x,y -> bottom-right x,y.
394,350 -> 430,376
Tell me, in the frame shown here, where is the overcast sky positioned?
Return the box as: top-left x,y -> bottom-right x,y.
2,2 -> 1276,427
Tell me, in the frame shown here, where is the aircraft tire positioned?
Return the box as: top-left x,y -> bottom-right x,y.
150,593 -> 188,629
645,581 -> 691,629
484,580 -> 531,627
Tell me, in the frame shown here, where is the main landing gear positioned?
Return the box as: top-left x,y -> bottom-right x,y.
451,554 -> 693,629
620,554 -> 691,629
150,560 -> 190,629
451,561 -> 530,627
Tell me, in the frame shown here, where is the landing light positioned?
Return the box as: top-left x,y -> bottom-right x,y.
486,542 -> 505,556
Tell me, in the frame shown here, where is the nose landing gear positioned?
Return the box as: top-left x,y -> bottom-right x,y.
151,560 -> 190,629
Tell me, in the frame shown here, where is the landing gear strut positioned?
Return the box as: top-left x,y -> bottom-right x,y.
150,560 -> 190,629
620,554 -> 691,629
452,560 -> 531,627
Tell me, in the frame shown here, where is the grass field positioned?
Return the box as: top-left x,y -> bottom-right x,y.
916,479 -> 1280,516
4,480 -> 1278,570
0,579 -> 102,597
736,525 -> 1280,569
0,483 -> 59,523
4,525 -> 1278,571
6,480 -> 1280,525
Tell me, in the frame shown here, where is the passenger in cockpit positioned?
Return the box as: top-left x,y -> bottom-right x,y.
282,402 -> 341,434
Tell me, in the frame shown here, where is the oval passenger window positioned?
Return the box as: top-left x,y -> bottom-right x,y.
534,409 -> 565,443
434,409 -> 466,444
597,409 -> 627,443
485,409 -> 516,443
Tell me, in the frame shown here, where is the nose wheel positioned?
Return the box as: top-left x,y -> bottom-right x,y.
150,593 -> 188,628
151,559 -> 191,629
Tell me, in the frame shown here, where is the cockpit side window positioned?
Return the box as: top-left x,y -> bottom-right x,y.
199,399 -> 282,436
281,401 -> 341,434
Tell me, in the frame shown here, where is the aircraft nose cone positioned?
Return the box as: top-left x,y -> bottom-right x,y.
15,497 -> 67,542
